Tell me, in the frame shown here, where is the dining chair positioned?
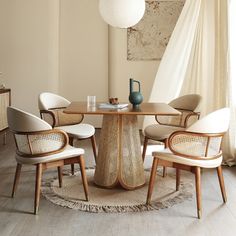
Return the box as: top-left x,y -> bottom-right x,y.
7,107 -> 89,214
142,94 -> 201,176
146,108 -> 230,219
38,92 -> 97,174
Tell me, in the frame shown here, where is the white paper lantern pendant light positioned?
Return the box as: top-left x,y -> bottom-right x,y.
99,0 -> 146,28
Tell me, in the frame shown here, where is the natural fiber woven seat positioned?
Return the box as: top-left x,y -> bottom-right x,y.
7,107 -> 89,214
146,108 -> 230,219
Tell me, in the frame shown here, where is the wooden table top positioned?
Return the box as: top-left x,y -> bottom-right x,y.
64,102 -> 181,116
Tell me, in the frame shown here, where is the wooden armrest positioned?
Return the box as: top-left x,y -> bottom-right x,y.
168,130 -> 224,160
14,129 -> 69,157
40,110 -> 56,127
56,109 -> 84,126
155,110 -> 201,128
40,109 -> 84,127
184,111 -> 201,127
155,114 -> 182,127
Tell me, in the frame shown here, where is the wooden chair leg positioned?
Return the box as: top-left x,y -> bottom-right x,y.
194,166 -> 202,219
217,166 -> 227,203
90,135 -> 97,163
78,156 -> 89,201
146,157 -> 159,204
142,136 -> 148,162
11,163 -> 22,198
162,139 -> 168,177
69,137 -> 75,175
69,137 -> 74,146
57,167 -> 63,188
176,168 -> 180,191
3,132 -> 7,145
34,163 -> 43,215
71,164 -> 75,175
162,167 -> 167,178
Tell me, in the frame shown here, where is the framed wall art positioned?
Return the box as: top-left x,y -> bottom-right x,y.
127,0 -> 184,61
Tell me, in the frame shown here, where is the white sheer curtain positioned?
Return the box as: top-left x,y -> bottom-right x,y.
143,0 -> 236,165
143,0 -> 202,127
223,0 -> 236,165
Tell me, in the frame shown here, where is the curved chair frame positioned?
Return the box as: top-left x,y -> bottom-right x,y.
39,109 -> 85,128
13,129 -> 68,157
168,131 -> 223,160
146,108 -> 229,219
39,92 -> 97,174
143,107 -> 201,161
8,107 -> 89,214
142,94 -> 201,177
155,109 -> 200,128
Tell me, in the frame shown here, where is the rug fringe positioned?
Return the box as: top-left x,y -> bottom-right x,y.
42,177 -> 193,214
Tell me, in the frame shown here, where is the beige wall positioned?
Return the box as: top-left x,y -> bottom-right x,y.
109,27 -> 159,102
108,27 -> 159,126
59,0 -> 108,127
0,0 -> 160,128
108,0 -> 184,102
0,0 -> 59,115
0,0 -> 108,126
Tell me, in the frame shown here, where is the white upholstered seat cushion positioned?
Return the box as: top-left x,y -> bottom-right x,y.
16,145 -> 84,165
152,148 -> 222,168
144,124 -> 185,141
56,124 -> 95,139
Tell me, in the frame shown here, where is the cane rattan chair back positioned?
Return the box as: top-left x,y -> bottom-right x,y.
7,107 -> 65,156
38,92 -> 83,127
146,108 -> 230,219
7,106 -> 89,214
142,94 -> 202,172
155,94 -> 201,128
38,92 -> 97,167
168,108 -> 229,160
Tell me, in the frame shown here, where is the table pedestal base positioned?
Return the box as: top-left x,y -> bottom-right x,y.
94,115 -> 145,190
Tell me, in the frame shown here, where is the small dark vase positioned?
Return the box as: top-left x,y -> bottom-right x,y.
129,78 -> 143,108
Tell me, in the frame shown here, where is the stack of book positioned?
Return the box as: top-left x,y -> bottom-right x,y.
98,103 -> 129,109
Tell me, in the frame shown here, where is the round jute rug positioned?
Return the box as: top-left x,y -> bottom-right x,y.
41,169 -> 193,213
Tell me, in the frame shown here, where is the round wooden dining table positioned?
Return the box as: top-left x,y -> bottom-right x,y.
64,102 -> 180,190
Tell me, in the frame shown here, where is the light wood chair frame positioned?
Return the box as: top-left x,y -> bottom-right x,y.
142,109 -> 200,177
146,130 -> 227,219
11,129 -> 89,215
155,109 -> 201,128
40,108 -> 97,174
0,89 -> 11,145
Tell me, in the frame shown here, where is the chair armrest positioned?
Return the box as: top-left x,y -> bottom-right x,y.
168,130 -> 224,160
184,111 -> 201,127
14,129 -> 68,157
155,114 -> 182,127
155,110 -> 201,128
40,110 -> 56,127
56,109 -> 84,126
41,108 -> 84,127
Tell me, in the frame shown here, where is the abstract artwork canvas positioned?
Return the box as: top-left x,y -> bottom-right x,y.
127,0 -> 184,61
